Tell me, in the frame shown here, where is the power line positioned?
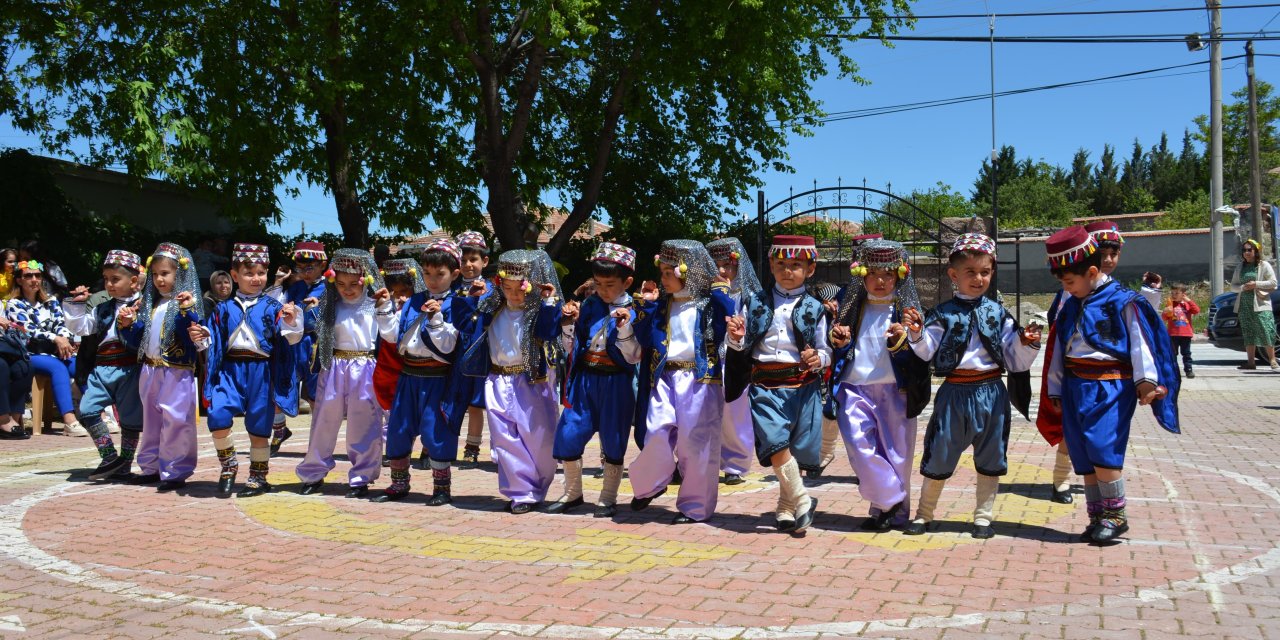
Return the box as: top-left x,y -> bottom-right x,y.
783,55 -> 1256,126
837,3 -> 1280,21
832,34 -> 1280,44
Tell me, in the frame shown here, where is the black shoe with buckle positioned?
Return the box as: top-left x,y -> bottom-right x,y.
594,503 -> 617,518
721,473 -> 745,486
345,485 -> 369,499
299,481 -> 323,496
544,496 -> 584,514
426,489 -> 452,506
630,488 -> 666,511
972,523 -> 995,539
374,487 -> 409,503
1051,487 -> 1074,504
903,520 -> 934,536
269,427 -> 292,456
792,498 -> 818,534
156,480 -> 186,492
509,501 -> 534,514
861,502 -> 903,532
217,469 -> 238,495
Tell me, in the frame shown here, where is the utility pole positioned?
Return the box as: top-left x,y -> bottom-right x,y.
1248,39 -> 1267,260
988,12 -> 999,297
1209,0 -> 1225,297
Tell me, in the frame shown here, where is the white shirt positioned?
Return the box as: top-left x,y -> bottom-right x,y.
841,298 -> 896,386
143,297 -> 173,358
1047,275 -> 1160,396
63,294 -> 140,343
908,293 -> 1039,373
400,290 -> 458,362
728,285 -> 832,370
489,307 -> 527,367
333,298 -> 398,351
665,293 -> 700,362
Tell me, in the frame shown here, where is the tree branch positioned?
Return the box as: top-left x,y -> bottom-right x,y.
503,39 -> 546,166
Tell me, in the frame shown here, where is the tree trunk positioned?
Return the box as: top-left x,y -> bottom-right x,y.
319,105 -> 367,248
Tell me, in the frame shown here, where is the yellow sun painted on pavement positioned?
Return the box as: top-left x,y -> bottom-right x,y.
238,494 -> 740,583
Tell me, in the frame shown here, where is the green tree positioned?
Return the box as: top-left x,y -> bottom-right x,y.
1065,148 -> 1095,206
972,144 -> 1021,205
1195,80 -> 1280,204
2,1 -> 914,254
1155,190 -> 1212,230
1147,132 -> 1181,207
1092,144 -> 1124,216
976,163 -> 1086,229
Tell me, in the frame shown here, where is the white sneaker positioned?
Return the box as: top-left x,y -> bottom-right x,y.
64,422 -> 90,437
102,411 -> 120,434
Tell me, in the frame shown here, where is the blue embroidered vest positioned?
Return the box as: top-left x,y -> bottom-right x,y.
927,296 -> 1008,374
741,289 -> 823,356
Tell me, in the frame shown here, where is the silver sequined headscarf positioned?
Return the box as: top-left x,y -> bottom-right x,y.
314,249 -> 385,372
381,258 -> 427,294
836,239 -> 921,328
705,237 -> 762,298
140,242 -> 202,357
479,249 -> 565,379
655,239 -> 718,301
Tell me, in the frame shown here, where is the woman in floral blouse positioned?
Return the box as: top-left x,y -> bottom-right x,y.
5,260 -> 85,434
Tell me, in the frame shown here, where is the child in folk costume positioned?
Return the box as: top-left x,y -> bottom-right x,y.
725,235 -> 832,533
705,238 -> 762,486
458,250 -> 564,514
629,240 -> 733,524
117,243 -> 203,491
266,241 -> 328,454
540,242 -> 641,516
827,240 -> 931,531
372,259 -> 425,414
190,243 -> 304,497
62,250 -> 146,481
902,233 -> 1041,539
379,239 -> 466,505
1036,220 -> 1128,504
454,231 -> 492,468
295,250 -> 398,498
1044,226 -> 1180,544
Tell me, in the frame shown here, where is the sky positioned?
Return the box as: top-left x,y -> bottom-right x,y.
4,0 -> 1280,237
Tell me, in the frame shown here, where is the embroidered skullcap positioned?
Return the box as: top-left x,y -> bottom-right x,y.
769,235 -> 818,261
232,243 -> 271,266
292,241 -> 327,261
423,238 -> 462,264
1045,226 -> 1098,269
950,233 -> 996,260
455,231 -> 489,254
103,250 -> 142,271
590,241 -> 637,271
1083,220 -> 1124,246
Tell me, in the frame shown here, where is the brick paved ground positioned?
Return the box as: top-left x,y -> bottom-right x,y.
0,342 -> 1278,638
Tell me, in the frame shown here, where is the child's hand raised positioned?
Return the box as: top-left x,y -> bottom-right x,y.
885,322 -> 906,345
373,288 -> 391,304
274,266 -> 292,286
902,307 -> 923,334
468,279 -> 487,297
303,296 -> 320,309
830,323 -> 852,348
611,307 -> 631,327
639,280 -> 660,302
176,291 -> 195,309
726,314 -> 746,341
561,300 -> 580,324
280,302 -> 299,325
540,283 -> 557,299
69,285 -> 90,303
188,323 -> 209,343
1020,322 -> 1042,346
822,299 -> 839,316
421,299 -> 442,316
116,300 -> 139,328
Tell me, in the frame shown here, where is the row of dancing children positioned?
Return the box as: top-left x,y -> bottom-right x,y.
65,227 -> 1180,543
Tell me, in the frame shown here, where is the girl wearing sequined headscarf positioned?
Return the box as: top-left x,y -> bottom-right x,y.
294,249 -> 398,498
628,239 -> 733,524
457,249 -> 563,514
827,239 -> 930,532
116,243 -> 203,490
706,238 -> 761,486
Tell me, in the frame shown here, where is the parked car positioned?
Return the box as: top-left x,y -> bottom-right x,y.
1207,290 -> 1280,351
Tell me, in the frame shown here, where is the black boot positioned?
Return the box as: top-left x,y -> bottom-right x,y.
426,466 -> 452,506
269,426 -> 292,456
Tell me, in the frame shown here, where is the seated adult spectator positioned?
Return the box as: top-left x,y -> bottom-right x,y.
0,248 -> 16,300
0,313 -> 32,439
4,260 -> 87,435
